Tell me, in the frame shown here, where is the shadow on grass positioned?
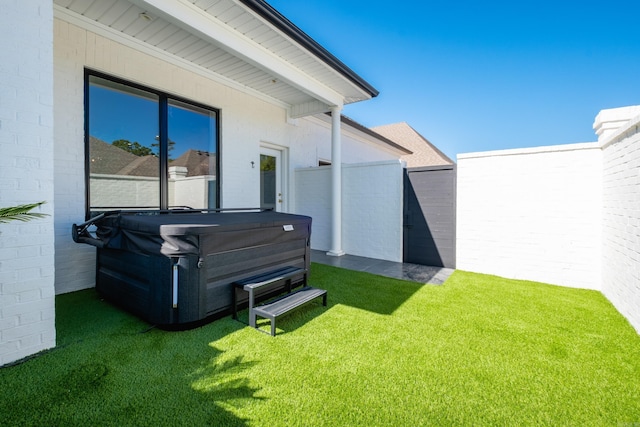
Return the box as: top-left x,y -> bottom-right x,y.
228,263 -> 427,336
311,263 -> 425,315
190,355 -> 264,405
0,289 -> 262,426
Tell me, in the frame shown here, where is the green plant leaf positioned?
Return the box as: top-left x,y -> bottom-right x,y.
0,201 -> 48,224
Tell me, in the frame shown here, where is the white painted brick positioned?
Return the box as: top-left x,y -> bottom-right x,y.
295,160 -> 404,262
18,309 -> 42,326
295,167 -> 332,251
3,322 -> 43,342
602,125 -> 640,334
0,316 -> 18,331
16,332 -> 44,352
0,0 -> 55,366
457,144 -> 602,290
17,290 -> 43,304
40,327 -> 56,347
41,306 -> 55,322
0,340 -> 20,358
458,115 -> 640,334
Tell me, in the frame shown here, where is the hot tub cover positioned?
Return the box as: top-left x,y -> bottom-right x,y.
74,210 -> 312,257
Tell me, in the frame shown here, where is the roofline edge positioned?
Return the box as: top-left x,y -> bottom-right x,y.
328,113 -> 412,155
238,0 -> 379,99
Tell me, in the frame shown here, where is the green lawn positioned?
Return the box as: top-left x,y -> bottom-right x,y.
2,265 -> 639,426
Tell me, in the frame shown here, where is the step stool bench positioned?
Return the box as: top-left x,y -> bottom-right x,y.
232,266 -> 327,336
252,287 -> 327,336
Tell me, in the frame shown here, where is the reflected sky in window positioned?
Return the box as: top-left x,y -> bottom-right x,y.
89,86 -> 217,159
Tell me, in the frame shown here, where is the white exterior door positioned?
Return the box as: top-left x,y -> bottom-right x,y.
260,146 -> 282,211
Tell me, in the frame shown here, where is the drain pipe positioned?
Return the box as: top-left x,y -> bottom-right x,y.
327,105 -> 345,257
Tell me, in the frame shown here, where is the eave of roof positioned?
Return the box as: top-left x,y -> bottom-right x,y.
239,0 -> 379,99
324,113 -> 412,155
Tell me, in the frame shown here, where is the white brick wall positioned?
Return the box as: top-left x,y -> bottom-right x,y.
343,161 -> 404,262
295,168 -> 332,251
89,175 -> 160,208
457,144 -> 602,289
0,0 -> 56,366
601,117 -> 640,333
295,160 -> 404,262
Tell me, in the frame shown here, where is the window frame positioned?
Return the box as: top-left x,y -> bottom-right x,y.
83,69 -> 221,219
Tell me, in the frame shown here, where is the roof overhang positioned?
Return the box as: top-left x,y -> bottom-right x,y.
53,0 -> 378,118
310,114 -> 412,156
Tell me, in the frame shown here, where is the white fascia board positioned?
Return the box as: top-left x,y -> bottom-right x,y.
131,0 -> 344,107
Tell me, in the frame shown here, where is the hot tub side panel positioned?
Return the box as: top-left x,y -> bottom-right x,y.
202,235 -> 310,315
96,249 -> 206,325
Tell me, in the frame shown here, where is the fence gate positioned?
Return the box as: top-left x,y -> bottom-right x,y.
403,165 -> 456,268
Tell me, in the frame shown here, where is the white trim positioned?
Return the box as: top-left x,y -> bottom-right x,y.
54,4 -> 289,110
129,0 -> 344,107
457,142 -> 601,160
599,114 -> 640,149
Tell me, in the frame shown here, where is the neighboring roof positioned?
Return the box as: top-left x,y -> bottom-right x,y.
170,149 -> 216,177
89,136 -> 158,176
116,155 -> 159,177
371,122 -> 454,167
90,137 -> 216,177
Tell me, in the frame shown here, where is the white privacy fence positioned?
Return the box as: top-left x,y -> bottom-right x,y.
457,106 -> 640,333
90,174 -> 216,210
295,160 -> 405,263
457,143 -> 603,290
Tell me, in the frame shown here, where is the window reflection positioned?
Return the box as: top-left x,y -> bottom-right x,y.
168,100 -> 217,210
86,73 -> 219,214
88,76 -> 160,210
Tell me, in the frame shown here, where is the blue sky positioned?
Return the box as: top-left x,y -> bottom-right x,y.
267,0 -> 640,160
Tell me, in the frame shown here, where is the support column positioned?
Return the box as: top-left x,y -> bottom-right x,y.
327,105 -> 345,257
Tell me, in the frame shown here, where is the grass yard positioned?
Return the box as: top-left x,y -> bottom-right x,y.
1,264 -> 639,426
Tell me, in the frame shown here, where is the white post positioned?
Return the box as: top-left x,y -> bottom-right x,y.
327,105 -> 345,256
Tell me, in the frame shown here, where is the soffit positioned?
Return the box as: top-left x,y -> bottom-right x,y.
53,0 -> 376,117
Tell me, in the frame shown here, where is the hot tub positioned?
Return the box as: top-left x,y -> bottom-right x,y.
72,210 -> 311,328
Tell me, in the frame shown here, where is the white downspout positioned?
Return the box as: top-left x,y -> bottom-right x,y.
327,105 -> 345,257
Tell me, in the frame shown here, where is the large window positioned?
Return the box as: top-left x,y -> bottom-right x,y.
85,71 -> 219,216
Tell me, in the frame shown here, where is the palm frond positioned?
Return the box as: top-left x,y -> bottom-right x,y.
0,202 -> 48,224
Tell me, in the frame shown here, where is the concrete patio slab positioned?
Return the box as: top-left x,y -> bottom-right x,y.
311,250 -> 454,285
